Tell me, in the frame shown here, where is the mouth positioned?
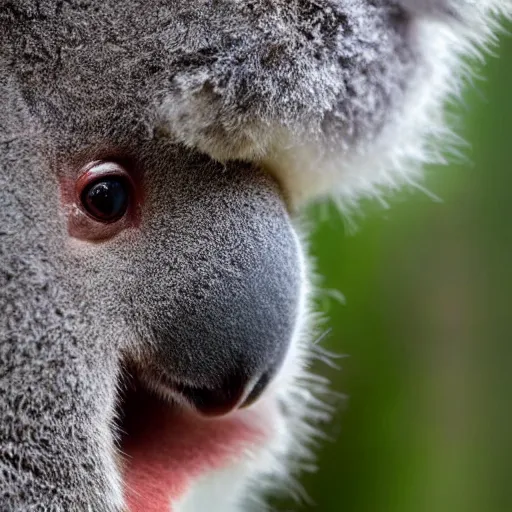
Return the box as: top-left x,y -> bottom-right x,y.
114,369 -> 272,512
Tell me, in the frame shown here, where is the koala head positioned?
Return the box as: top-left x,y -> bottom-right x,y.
0,1 -> 509,511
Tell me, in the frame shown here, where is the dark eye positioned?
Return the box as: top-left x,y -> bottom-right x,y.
81,176 -> 130,223
70,161 -> 139,241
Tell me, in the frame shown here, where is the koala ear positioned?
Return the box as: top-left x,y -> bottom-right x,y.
262,1 -> 512,210
158,1 -> 510,210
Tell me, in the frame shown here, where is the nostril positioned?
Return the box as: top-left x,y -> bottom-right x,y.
177,375 -> 246,417
176,369 -> 273,417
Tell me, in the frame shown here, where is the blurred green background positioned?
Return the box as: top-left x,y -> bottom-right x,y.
281,21 -> 512,512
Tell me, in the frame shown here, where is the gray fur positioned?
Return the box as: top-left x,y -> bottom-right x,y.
2,0 -> 414,160
1,1 -> 509,510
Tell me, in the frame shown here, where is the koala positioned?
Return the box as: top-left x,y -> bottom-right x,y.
0,1 -> 510,511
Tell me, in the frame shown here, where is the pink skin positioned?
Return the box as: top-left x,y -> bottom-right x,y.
121,390 -> 271,512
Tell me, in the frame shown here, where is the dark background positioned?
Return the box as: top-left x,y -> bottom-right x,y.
282,19 -> 512,512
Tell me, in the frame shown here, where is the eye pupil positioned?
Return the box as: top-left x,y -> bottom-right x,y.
82,177 -> 129,222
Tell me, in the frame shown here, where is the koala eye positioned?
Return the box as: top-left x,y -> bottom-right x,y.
76,162 -> 133,224
81,177 -> 129,222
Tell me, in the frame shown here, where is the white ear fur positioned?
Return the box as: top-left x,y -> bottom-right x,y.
263,2 -> 512,209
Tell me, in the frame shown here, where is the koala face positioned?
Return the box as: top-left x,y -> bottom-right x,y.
1,85 -> 306,510
1,1 -> 509,511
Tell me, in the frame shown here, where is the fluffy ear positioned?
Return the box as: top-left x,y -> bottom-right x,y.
263,1 -> 512,209
158,1 -> 511,209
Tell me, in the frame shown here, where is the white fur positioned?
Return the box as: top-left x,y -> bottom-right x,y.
264,2 -> 511,209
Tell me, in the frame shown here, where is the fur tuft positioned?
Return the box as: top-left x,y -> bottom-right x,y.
157,1 -> 511,209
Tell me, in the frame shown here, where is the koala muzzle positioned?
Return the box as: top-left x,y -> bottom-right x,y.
127,161 -> 304,417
